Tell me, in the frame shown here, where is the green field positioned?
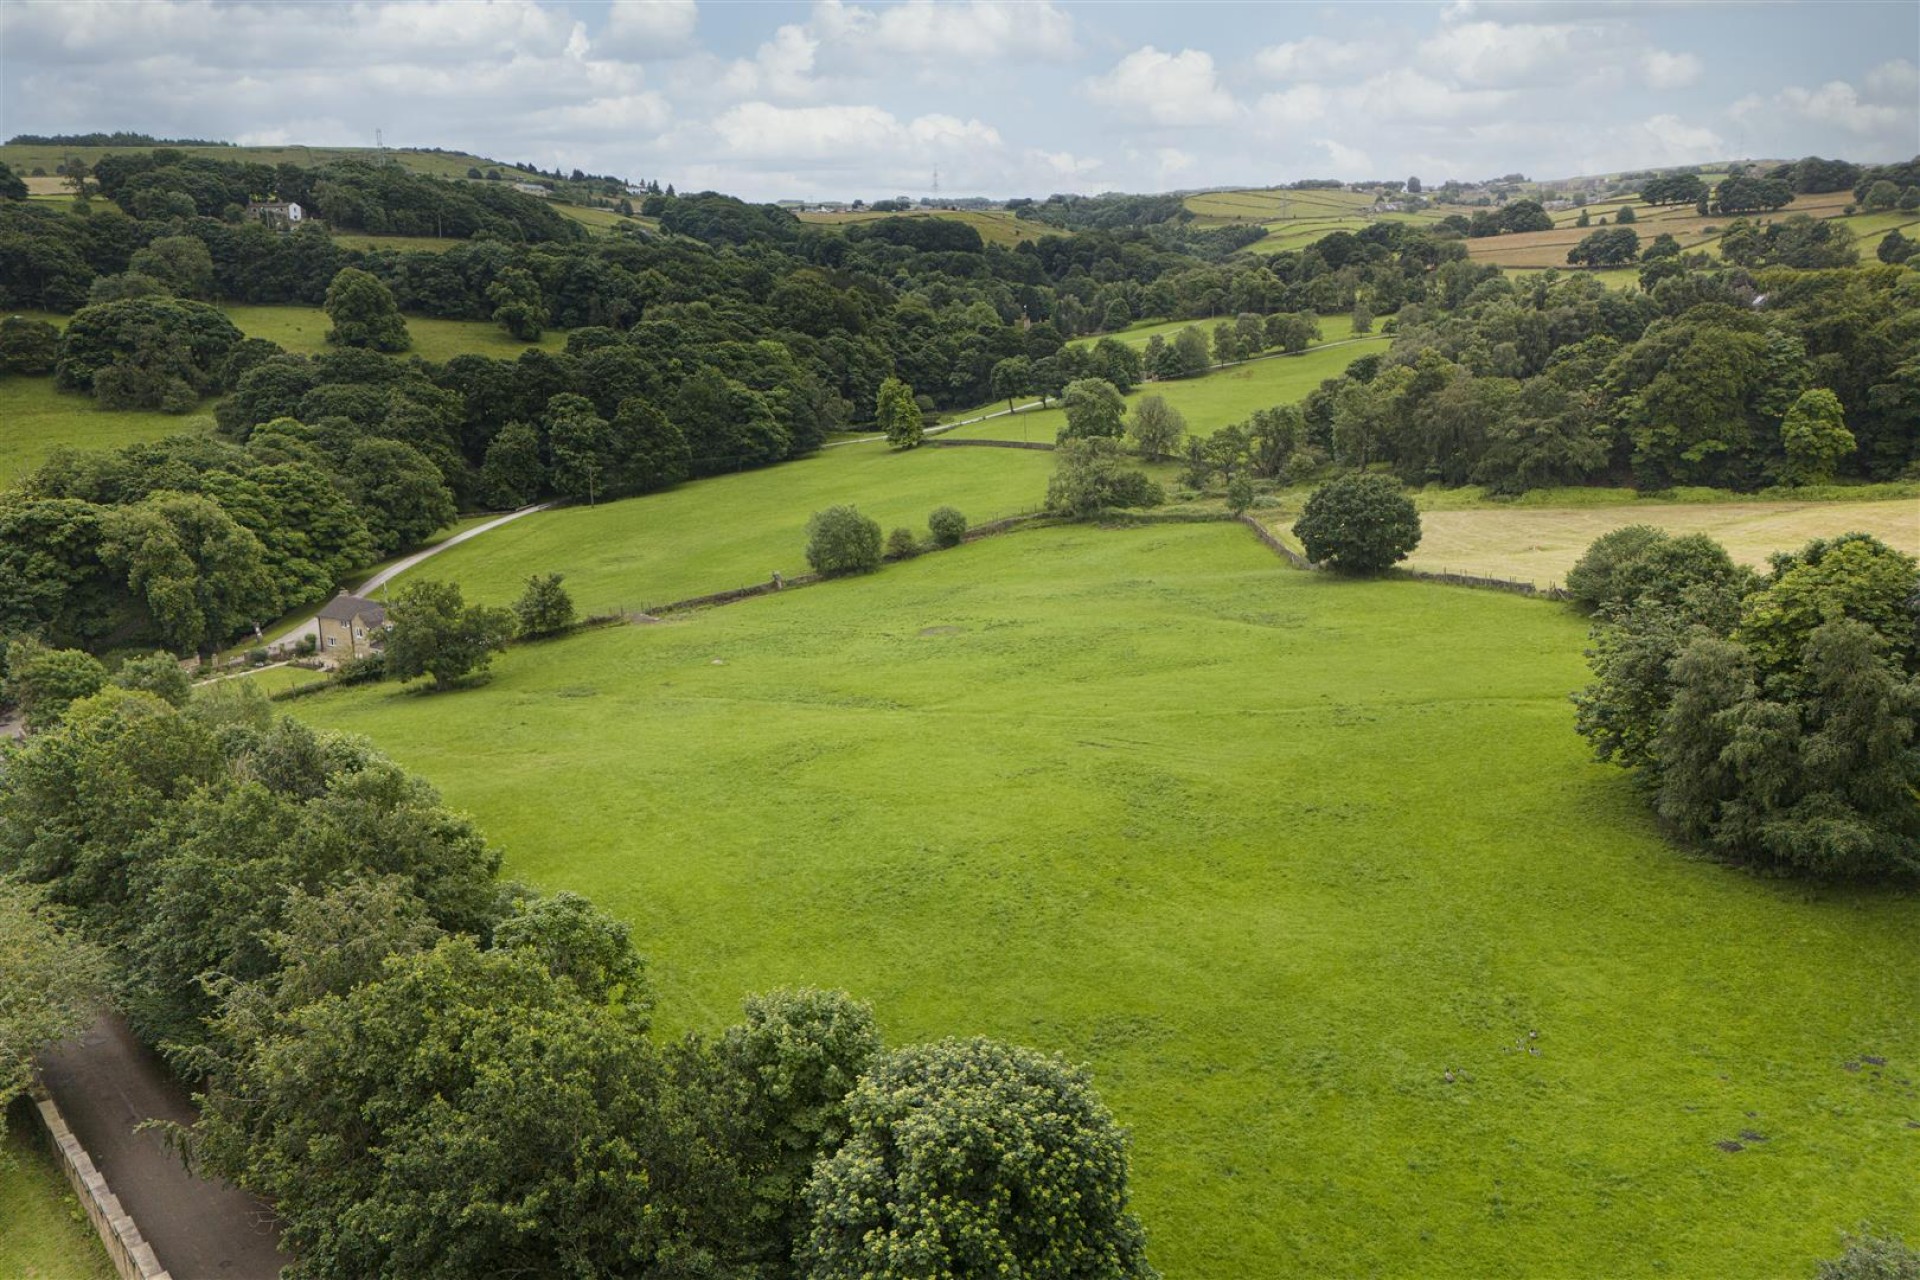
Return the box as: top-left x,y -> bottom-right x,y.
286,520 -> 1920,1278
796,207 -> 1043,247
217,303 -> 566,363
0,1111 -> 115,1280
0,142 -> 544,186
1073,312 -> 1363,353
956,337 -> 1390,444
389,440 -> 1056,613
0,376 -> 210,485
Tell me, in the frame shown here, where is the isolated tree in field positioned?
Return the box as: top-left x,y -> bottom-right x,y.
1058,377 -> 1127,442
486,266 -> 548,342
1864,180 -> 1902,211
323,268 -> 409,352
1292,474 -> 1421,574
512,574 -> 575,638
1045,438 -> 1164,518
805,505 -> 883,577
0,878 -> 108,1116
876,376 -> 923,449
384,579 -> 516,690
1879,228 -> 1916,265
1778,388 -> 1856,485
927,505 -> 968,548
1125,394 -> 1186,460
1576,208 -> 1591,229
990,356 -> 1033,412
1615,204 -> 1637,224
803,1038 -> 1153,1280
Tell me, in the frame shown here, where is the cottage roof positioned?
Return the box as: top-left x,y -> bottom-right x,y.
318,592 -> 386,625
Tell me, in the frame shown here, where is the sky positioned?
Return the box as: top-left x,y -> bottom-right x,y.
2,1 -> 1916,201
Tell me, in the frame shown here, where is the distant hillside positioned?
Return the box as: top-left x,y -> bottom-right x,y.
0,140 -> 652,236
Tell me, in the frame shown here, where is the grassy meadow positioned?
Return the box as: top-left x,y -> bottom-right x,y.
286,520 -> 1920,1278
388,440 -> 1056,613
954,336 -> 1390,444
795,207 -> 1044,247
0,1111 -> 116,1280
217,303 -> 565,363
0,376 -> 210,485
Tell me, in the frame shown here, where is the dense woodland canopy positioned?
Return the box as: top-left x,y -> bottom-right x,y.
1,150 -> 1917,658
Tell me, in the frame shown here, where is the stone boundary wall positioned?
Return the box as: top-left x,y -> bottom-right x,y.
929,438 -> 1057,451
30,1087 -> 173,1280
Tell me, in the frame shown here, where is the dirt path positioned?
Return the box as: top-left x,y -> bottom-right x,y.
37,1015 -> 290,1279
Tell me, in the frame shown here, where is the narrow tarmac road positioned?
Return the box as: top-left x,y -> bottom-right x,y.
38,1015 -> 290,1279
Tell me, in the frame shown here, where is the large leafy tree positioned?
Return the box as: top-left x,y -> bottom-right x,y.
803,1038 -> 1156,1280
876,376 -> 923,450
323,267 -> 410,352
1291,474 -> 1421,575
383,579 -> 515,690
1058,377 -> 1126,442
1045,438 -> 1164,518
101,490 -> 279,654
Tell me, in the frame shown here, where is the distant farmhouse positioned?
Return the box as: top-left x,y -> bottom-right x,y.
245,200 -> 303,228
316,591 -> 387,661
510,181 -> 551,198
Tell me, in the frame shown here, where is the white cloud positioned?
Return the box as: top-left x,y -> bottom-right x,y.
721,24 -> 820,99
1865,59 -> 1919,101
1027,148 -> 1102,178
1317,139 -> 1372,176
1632,112 -> 1722,163
1419,21 -> 1585,87
598,0 -> 698,57
1255,36 -> 1376,80
811,0 -> 1074,62
1156,147 -> 1195,178
710,102 -> 1000,163
1641,49 -> 1702,90
1083,47 -> 1238,126
1345,68 -> 1512,120
1253,83 -> 1331,128
1780,80 -> 1906,135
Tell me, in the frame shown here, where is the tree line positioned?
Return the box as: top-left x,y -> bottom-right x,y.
1568,527 -> 1918,880
0,684 -> 1159,1277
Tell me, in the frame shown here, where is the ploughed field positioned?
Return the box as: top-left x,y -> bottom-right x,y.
288,521 -> 1920,1278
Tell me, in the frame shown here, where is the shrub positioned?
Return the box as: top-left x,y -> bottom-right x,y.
111,652 -> 191,707
927,505 -> 968,548
334,652 -> 387,685
513,573 -> 577,638
1291,474 -> 1422,574
1045,438 -> 1165,518
1816,1229 -> 1920,1280
805,506 -> 883,577
885,527 -> 920,560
